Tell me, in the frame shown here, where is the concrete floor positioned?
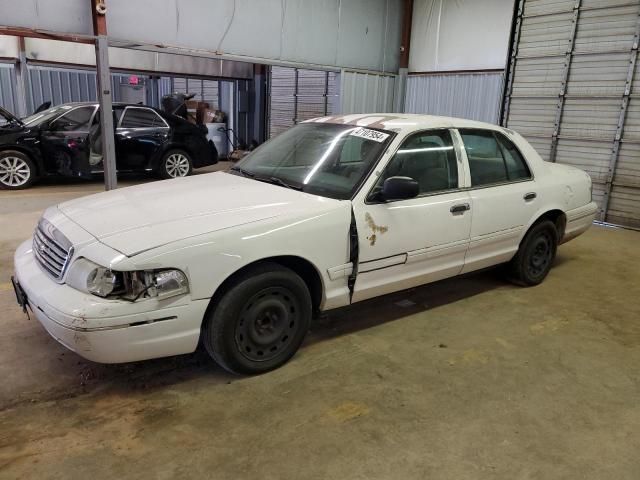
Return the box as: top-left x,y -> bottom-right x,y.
1,170 -> 639,479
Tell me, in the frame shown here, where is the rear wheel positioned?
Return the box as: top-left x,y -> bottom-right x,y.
202,263 -> 312,375
0,151 -> 36,190
159,149 -> 193,179
507,220 -> 558,286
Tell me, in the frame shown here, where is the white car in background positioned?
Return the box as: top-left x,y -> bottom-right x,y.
12,114 -> 597,374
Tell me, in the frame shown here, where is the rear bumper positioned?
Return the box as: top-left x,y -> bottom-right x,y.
13,239 -> 208,363
562,201 -> 598,243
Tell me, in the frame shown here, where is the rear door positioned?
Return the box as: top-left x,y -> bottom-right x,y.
39,105 -> 97,177
455,128 -> 537,273
351,129 -> 472,303
116,107 -> 169,170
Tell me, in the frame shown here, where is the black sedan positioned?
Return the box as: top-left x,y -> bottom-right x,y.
0,102 -> 218,189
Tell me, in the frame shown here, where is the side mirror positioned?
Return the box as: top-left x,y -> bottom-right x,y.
381,176 -> 419,201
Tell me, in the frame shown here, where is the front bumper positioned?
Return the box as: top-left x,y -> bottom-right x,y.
13,239 -> 209,363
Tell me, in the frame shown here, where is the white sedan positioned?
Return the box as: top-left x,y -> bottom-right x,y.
12,114 -> 597,374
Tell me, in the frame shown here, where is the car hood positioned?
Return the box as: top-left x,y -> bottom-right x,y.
0,105 -> 22,125
57,171 -> 344,256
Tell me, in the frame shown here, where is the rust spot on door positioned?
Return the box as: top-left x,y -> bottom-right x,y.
364,213 -> 388,246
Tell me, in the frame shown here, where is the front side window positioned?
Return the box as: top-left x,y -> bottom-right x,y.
234,123 -> 393,200
373,129 -> 459,197
460,129 -> 531,187
50,106 -> 96,132
120,108 -> 165,128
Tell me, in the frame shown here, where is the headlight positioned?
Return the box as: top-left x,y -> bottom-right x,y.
66,258 -> 189,301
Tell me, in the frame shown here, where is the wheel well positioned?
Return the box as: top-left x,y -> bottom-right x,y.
209,256 -> 324,313
532,209 -> 566,242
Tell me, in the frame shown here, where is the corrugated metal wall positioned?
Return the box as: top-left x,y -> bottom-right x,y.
503,0 -> 640,228
268,66 -> 339,138
0,63 -> 18,113
339,70 -> 396,114
171,77 -> 220,109
404,72 -> 504,123
0,64 -> 184,115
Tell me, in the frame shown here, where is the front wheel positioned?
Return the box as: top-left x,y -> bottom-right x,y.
158,149 -> 193,179
507,220 -> 558,286
0,150 -> 37,190
202,263 -> 312,375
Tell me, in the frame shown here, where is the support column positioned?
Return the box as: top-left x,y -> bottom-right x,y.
91,0 -> 117,190
14,37 -> 30,117
599,16 -> 640,221
394,0 -> 413,113
95,35 -> 117,190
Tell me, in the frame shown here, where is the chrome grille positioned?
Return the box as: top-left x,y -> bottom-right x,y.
32,219 -> 73,281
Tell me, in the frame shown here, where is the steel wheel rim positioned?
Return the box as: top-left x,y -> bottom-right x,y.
235,286 -> 302,362
527,232 -> 552,278
165,153 -> 190,177
0,157 -> 30,187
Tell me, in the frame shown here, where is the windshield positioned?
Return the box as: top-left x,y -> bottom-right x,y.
234,123 -> 394,200
21,105 -> 79,127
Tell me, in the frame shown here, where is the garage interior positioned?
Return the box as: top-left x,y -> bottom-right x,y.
1,0 -> 640,478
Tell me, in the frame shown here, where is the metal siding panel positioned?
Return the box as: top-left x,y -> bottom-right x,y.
523,0 -> 574,17
591,181 -> 607,211
511,56 -> 565,96
518,11 -> 574,59
405,73 -> 503,124
327,71 -> 340,114
607,185 -> 640,227
566,52 -> 630,95
507,97 -> 558,137
269,66 -> 297,138
0,64 -> 17,113
559,97 -> 620,140
555,138 -> 611,183
573,5 -> 639,54
614,142 -> 640,187
623,98 -> 640,142
506,0 -> 640,227
296,69 -> 328,122
202,80 -> 219,110
339,70 -> 395,114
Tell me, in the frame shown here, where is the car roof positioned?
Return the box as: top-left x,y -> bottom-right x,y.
302,113 -> 505,134
53,101 -> 157,109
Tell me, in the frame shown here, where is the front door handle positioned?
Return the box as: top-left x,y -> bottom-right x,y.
450,203 -> 471,214
524,192 -> 537,201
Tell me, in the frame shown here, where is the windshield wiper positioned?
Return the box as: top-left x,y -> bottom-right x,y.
230,166 -> 302,191
229,165 -> 255,178
259,176 -> 303,191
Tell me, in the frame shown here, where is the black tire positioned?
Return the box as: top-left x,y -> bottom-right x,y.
202,263 -> 312,375
158,149 -> 193,179
0,150 -> 37,190
508,220 -> 558,286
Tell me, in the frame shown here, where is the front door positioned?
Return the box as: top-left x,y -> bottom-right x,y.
352,129 -> 472,303
116,106 -> 169,170
39,105 -> 97,178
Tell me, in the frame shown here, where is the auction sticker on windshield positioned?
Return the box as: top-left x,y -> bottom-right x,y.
349,127 -> 390,143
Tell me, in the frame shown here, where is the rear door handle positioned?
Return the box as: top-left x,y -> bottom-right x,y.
450,203 -> 471,214
524,192 -> 537,201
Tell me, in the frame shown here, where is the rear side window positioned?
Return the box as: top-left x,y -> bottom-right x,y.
51,106 -> 95,131
459,129 -> 531,186
120,108 -> 165,128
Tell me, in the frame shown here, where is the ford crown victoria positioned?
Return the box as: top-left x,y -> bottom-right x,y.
12,114 -> 598,374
